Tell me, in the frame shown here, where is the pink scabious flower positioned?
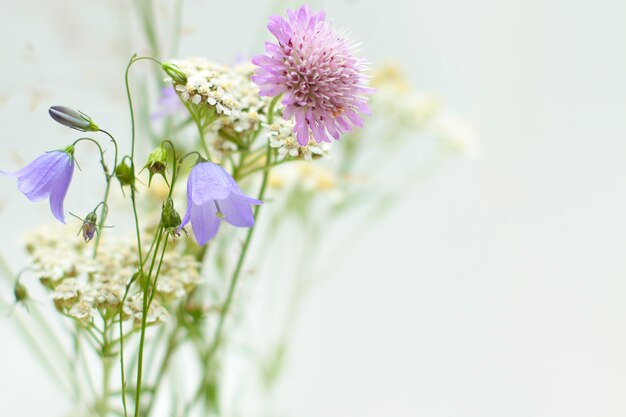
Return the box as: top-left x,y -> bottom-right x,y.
252,5 -> 372,145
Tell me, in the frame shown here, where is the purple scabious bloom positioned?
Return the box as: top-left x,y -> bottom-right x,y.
252,4 -> 373,145
2,149 -> 75,223
179,162 -> 262,245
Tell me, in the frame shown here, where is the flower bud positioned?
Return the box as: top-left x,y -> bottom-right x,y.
14,281 -> 28,303
144,145 -> 168,186
115,160 -> 134,191
161,198 -> 182,236
162,62 -> 188,85
49,106 -> 99,132
81,211 -> 98,242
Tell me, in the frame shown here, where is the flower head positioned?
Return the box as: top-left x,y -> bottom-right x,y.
179,162 -> 262,245
252,5 -> 372,145
3,148 -> 75,223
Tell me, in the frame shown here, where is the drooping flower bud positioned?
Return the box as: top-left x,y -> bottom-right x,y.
161,198 -> 182,236
81,211 -> 98,242
14,281 -> 28,303
143,144 -> 168,186
162,62 -> 188,85
49,106 -> 99,132
115,160 -> 134,193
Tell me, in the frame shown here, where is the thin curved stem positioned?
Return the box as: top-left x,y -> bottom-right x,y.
69,137 -> 114,257
120,53 -> 147,417
160,139 -> 178,199
99,129 -> 120,174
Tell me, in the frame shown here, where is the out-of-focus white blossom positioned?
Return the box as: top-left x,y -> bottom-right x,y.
23,225 -> 202,326
434,116 -> 480,158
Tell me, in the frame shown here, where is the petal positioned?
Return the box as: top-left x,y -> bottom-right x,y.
310,117 -> 328,143
48,159 -> 74,223
14,152 -> 68,201
220,193 -> 262,228
191,202 -> 221,246
282,103 -> 295,119
190,162 -> 235,205
346,110 -> 364,128
295,123 -> 309,146
178,176 -> 194,231
324,119 -> 341,140
2,151 -> 63,178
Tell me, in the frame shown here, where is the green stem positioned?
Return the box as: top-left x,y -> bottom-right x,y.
143,326 -> 180,416
133,227 -> 169,417
93,129 -> 120,256
124,54 -> 146,268
96,318 -> 114,416
93,180 -> 111,257
0,256 -> 76,395
120,53 -> 145,417
193,115 -> 211,159
170,0 -> 185,57
238,157 -> 291,179
0,292 -> 74,397
76,330 -> 97,400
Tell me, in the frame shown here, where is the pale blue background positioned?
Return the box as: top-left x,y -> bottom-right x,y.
0,0 -> 625,416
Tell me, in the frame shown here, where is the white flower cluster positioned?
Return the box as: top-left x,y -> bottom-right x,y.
170,59 -> 267,134
172,58 -> 239,115
23,225 -> 202,326
266,117 -> 329,161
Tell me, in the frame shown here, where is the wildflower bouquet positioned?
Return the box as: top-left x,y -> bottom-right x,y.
1,4 -> 471,417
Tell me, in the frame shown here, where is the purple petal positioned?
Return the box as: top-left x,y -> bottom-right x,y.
7,152 -> 66,201
48,159 -> 74,223
324,119 -> 341,140
190,162 -> 236,205
294,123 -> 309,146
220,193 -> 262,228
191,202 -> 221,246
178,176 -> 194,232
3,151 -> 62,178
2,151 -> 74,223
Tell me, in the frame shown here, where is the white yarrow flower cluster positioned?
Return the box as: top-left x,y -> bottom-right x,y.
267,118 -> 329,161
172,59 -> 240,116
23,225 -> 202,326
170,59 -> 269,130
